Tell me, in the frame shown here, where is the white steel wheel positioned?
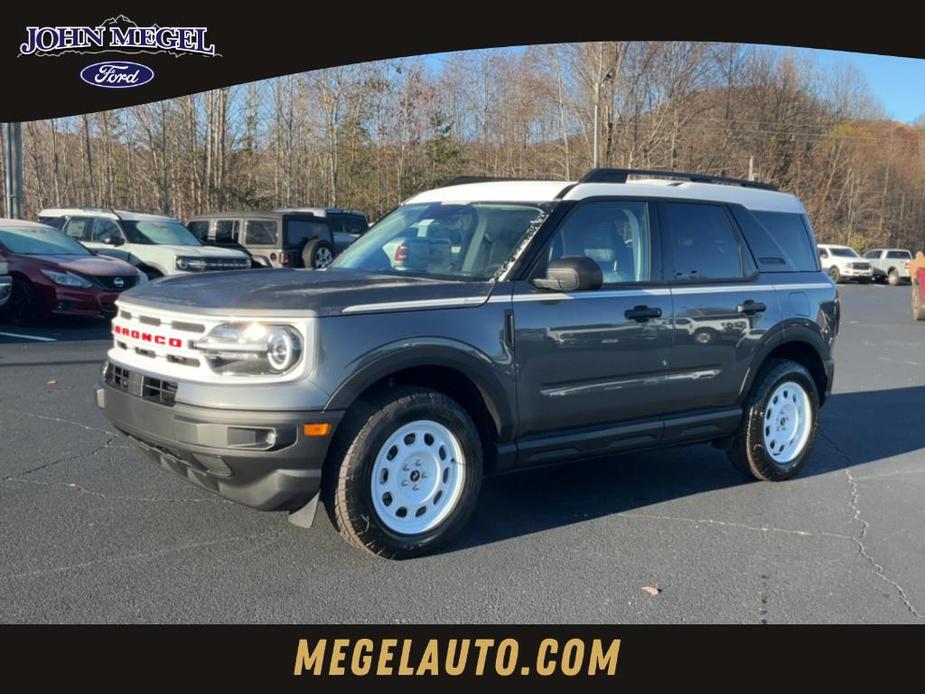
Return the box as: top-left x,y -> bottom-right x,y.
370,420 -> 466,535
762,381 -> 813,463
314,246 -> 334,268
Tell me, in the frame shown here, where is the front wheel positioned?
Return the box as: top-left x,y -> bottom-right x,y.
0,278 -> 35,325
727,359 -> 820,481
327,386 -> 483,559
828,266 -> 841,284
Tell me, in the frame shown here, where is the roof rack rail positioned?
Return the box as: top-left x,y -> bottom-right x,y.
437,176 -> 520,188
577,168 -> 778,191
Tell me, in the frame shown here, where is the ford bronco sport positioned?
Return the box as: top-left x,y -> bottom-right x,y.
95,169 -> 838,559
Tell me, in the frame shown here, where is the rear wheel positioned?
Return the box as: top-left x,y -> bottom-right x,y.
302,239 -> 335,269
728,359 -> 820,481
0,278 -> 35,326
326,386 -> 483,559
888,268 -> 901,286
913,280 -> 925,321
828,266 -> 841,284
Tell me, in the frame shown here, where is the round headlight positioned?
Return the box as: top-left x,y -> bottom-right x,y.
266,327 -> 299,372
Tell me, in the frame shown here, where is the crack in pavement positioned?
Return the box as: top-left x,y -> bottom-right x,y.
0,409 -> 119,437
3,437 -> 124,481
614,511 -> 853,542
845,468 -> 921,619
0,529 -> 283,583
819,430 -> 922,619
2,476 -> 231,505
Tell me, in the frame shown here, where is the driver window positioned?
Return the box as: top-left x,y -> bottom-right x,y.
540,201 -> 652,284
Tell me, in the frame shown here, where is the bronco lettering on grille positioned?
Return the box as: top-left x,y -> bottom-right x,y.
113,324 -> 183,348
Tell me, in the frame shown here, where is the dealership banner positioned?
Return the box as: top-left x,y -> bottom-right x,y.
1,625 -> 921,689
0,5 -> 923,120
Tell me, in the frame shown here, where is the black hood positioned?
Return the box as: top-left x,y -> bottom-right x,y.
119,268 -> 495,317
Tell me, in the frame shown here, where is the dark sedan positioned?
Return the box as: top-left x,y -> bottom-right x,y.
0,219 -> 145,324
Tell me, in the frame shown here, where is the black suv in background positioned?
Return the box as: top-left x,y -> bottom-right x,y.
186,210 -> 338,269
98,169 -> 838,559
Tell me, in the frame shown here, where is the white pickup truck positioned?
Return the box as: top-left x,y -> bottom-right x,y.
817,244 -> 873,283
862,248 -> 913,285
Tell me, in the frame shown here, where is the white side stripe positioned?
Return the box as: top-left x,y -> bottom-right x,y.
341,282 -> 833,313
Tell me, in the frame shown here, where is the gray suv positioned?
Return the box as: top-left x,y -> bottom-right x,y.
95,169 -> 839,559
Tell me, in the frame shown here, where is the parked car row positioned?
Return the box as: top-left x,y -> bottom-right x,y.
0,206 -> 370,324
818,244 -> 914,285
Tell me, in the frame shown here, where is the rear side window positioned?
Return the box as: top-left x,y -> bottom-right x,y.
887,250 -> 912,259
751,212 -> 818,272
286,220 -> 329,247
63,217 -> 91,241
187,220 -> 210,241
215,220 -> 239,243
662,203 -> 744,281
38,216 -> 65,229
244,220 -> 278,245
346,215 -> 368,234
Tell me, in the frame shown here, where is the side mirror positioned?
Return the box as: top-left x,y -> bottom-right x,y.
103,236 -> 123,247
532,256 -> 603,292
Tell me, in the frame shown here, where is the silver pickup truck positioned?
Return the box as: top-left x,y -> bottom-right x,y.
863,248 -> 913,285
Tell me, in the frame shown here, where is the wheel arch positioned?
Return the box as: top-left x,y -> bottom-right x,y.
325,340 -> 516,467
740,329 -> 830,405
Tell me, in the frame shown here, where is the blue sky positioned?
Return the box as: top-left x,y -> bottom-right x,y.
788,47 -> 925,123
424,44 -> 925,124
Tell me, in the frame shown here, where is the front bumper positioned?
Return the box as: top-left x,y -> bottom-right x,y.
839,267 -> 873,278
96,379 -> 343,511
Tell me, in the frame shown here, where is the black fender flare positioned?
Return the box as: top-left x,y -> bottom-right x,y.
324,337 -> 516,441
737,319 -> 830,403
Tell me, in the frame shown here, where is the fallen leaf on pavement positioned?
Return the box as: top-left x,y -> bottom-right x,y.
47,379 -> 57,385
641,586 -> 662,596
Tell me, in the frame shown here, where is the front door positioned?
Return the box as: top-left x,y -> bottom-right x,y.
512,199 -> 673,440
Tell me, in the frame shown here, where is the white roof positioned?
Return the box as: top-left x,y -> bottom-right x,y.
37,207 -> 177,222
405,178 -> 805,213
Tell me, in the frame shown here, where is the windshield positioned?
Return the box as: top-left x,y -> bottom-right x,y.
829,247 -> 859,258
330,202 -> 548,280
122,219 -> 201,246
0,225 -> 91,256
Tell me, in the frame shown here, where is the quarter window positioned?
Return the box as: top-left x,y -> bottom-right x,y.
244,220 -> 278,245
187,221 -> 210,241
663,203 -> 744,281
541,200 -> 652,284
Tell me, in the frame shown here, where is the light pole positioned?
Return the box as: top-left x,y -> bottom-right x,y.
4,122 -> 24,219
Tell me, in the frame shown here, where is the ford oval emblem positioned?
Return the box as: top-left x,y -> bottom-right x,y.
79,61 -> 154,89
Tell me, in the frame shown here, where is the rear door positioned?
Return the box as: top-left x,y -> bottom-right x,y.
659,201 -> 781,413
512,198 -> 673,438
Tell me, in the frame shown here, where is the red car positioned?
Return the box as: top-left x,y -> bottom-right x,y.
0,219 -> 144,324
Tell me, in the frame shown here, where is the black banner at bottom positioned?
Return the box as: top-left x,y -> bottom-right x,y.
3,625 -> 920,690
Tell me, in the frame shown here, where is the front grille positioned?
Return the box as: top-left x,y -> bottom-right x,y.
203,259 -> 251,271
104,363 -> 178,407
851,262 -> 871,270
95,275 -> 138,291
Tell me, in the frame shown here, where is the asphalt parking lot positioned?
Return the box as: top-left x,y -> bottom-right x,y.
1,283 -> 923,624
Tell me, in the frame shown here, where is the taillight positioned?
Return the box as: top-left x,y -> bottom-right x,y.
394,242 -> 407,263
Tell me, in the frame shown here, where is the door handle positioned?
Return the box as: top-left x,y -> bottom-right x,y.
737,300 -> 767,315
624,305 -> 662,322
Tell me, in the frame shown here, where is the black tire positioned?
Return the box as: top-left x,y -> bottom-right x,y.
727,359 -> 820,482
913,280 -> 925,321
326,386 -> 483,559
828,266 -> 841,283
0,277 -> 35,326
302,238 -> 335,269
888,268 -> 900,286
142,267 -> 163,281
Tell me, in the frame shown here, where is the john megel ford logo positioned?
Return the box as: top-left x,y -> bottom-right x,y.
19,14 -> 217,90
